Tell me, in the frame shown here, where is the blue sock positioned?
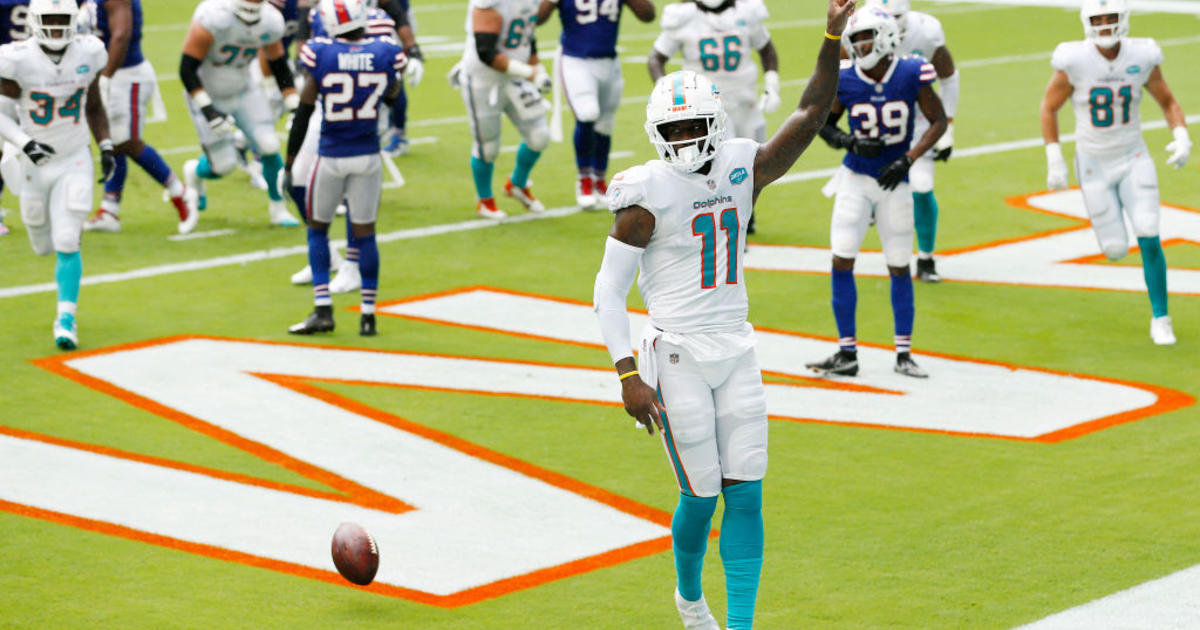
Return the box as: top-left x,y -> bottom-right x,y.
307,228 -> 331,305
891,272 -> 915,351
55,251 -> 82,304
573,121 -> 596,171
673,493 -> 718,602
470,156 -> 494,199
510,142 -> 541,189
196,154 -> 219,180
358,231 -> 379,313
392,84 -> 407,130
1137,236 -> 1169,317
593,132 -> 612,175
104,154 -> 128,196
831,267 -> 857,352
132,145 -> 173,186
261,153 -> 284,201
913,191 -> 939,255
721,481 -> 764,630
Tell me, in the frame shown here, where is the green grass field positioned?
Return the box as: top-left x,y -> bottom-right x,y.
2,1 -> 1199,628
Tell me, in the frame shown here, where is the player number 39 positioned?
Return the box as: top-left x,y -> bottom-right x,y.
848,101 -> 910,145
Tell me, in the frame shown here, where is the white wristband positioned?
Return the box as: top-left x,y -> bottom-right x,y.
99,139 -> 113,151
504,59 -> 534,79
763,70 -> 780,91
191,90 -> 212,109
1045,142 -> 1064,164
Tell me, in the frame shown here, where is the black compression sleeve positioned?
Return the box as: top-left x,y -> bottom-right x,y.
180,54 -> 204,94
287,101 -> 314,161
475,32 -> 500,66
268,55 -> 295,91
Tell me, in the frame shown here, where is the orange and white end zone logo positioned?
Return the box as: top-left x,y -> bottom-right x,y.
3,191 -> 1195,605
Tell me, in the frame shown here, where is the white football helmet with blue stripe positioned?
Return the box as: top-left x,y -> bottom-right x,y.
644,71 -> 726,173
318,0 -> 367,37
842,6 -> 900,71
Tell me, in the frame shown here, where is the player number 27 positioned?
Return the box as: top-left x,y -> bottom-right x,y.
848,100 -> 909,145
574,0 -> 620,24
693,208 -> 739,289
322,71 -> 388,122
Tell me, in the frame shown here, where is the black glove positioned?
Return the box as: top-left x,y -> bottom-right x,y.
22,139 -> 55,166
200,103 -> 235,135
819,124 -> 885,158
877,155 -> 913,191
99,142 -> 116,183
932,145 -> 952,162
850,136 -> 885,158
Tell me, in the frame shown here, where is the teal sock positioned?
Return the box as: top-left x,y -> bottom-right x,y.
470,156 -> 494,199
672,493 -> 718,602
721,481 -> 764,630
1137,236 -> 1169,317
913,191 -> 939,255
261,153 -> 284,201
55,251 -> 82,304
510,142 -> 542,189
196,154 -> 219,180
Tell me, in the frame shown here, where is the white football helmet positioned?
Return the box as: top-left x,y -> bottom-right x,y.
318,0 -> 367,36
1080,0 -> 1128,49
28,0 -> 78,51
231,0 -> 264,24
870,0 -> 911,40
841,6 -> 900,71
645,71 -> 726,173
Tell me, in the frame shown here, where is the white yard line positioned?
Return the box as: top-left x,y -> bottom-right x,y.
1013,564 -> 1200,629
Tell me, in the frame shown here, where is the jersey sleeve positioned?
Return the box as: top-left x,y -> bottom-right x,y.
652,30 -> 682,57
85,36 -> 109,76
298,39 -> 323,79
261,6 -> 286,44
1145,39 -> 1164,69
389,42 -> 408,77
194,0 -> 232,35
741,0 -> 771,50
606,165 -> 653,215
653,5 -> 688,57
918,59 -> 936,86
919,13 -> 946,50
0,44 -> 15,81
1050,42 -> 1075,74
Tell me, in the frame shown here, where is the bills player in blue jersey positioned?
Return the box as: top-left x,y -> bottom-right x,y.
806,6 -> 945,379
285,0 -> 404,336
79,0 -> 195,234
537,0 -> 654,210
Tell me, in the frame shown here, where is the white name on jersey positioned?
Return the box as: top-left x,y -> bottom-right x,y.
338,53 -> 376,71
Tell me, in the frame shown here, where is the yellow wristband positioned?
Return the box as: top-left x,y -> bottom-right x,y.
825,32 -> 841,40
618,370 -> 639,381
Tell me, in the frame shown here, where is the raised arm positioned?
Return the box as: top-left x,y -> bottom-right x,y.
752,0 -> 854,194
626,0 -> 656,23
536,0 -> 556,25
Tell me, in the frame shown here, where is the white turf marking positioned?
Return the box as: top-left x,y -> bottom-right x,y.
382,289 -> 1163,440
166,229 -> 236,242
1014,565 -> 1200,629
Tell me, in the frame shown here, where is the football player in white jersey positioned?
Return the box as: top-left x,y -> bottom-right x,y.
455,0 -> 553,219
0,0 -> 115,350
593,0 -> 854,626
178,0 -> 301,228
648,0 -> 778,235
1039,0 -> 1188,345
871,0 -> 957,283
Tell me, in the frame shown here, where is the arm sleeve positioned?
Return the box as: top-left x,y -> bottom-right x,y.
0,95 -> 30,147
593,236 -> 644,364
475,32 -> 500,66
938,69 -> 959,118
268,54 -> 295,91
179,53 -> 204,94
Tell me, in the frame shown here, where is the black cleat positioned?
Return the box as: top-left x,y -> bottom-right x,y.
359,313 -> 376,336
288,305 -> 334,335
894,352 -> 929,378
915,257 -> 941,283
806,350 -> 859,377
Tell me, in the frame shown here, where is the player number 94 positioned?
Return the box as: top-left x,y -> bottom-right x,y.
574,0 -> 620,24
849,101 -> 910,145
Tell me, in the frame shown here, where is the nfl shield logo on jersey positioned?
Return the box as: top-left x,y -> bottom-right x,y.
669,353 -> 680,364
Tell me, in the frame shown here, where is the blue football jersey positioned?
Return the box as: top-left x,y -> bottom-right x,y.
558,0 -> 623,58
94,0 -> 145,68
839,56 -> 936,179
299,36 -> 405,157
0,0 -> 29,45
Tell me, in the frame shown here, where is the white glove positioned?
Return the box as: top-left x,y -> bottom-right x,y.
405,56 -> 424,87
1045,142 -> 1068,191
446,60 -> 464,90
98,74 -> 111,110
758,70 -> 781,114
932,122 -> 953,161
1165,126 -> 1191,169
531,64 -> 552,94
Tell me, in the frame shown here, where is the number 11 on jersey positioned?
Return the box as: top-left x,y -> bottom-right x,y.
693,208 -> 739,289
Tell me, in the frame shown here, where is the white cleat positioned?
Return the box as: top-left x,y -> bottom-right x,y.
268,199 -> 300,227
675,590 -> 720,630
575,176 -> 595,210
1151,315 -> 1176,345
476,198 -> 507,220
290,244 -> 343,285
53,313 -> 78,351
183,159 -> 207,212
178,195 -> 199,235
83,209 -> 121,232
504,178 -> 545,213
329,260 -> 362,294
